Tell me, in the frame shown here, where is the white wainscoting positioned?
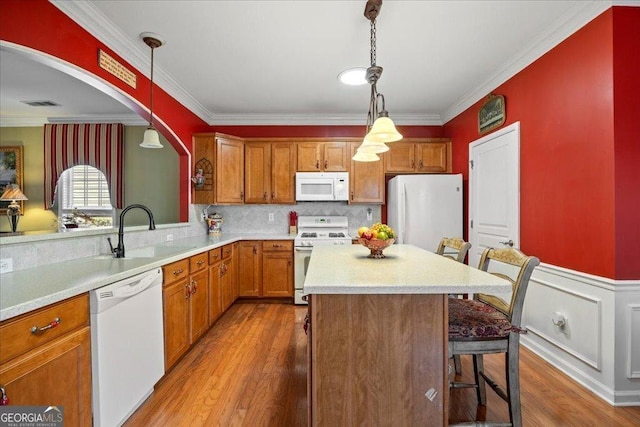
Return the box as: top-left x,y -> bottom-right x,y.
522,263 -> 640,406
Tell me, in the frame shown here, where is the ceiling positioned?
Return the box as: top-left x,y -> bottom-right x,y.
1,1 -> 613,127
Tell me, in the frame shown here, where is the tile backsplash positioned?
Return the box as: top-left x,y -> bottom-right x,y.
197,202 -> 381,236
1,203 -> 382,272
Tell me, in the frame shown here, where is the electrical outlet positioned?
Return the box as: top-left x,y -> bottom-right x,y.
166,234 -> 174,242
268,213 -> 275,222
0,258 -> 14,274
367,211 -> 373,221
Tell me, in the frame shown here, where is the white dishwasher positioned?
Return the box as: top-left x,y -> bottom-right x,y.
90,268 -> 165,427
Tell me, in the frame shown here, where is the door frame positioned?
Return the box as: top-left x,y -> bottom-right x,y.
468,121 -> 520,267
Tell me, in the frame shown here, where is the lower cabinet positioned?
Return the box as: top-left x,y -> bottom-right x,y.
0,294 -> 92,427
263,241 -> 294,297
238,241 -> 262,297
162,252 -> 209,371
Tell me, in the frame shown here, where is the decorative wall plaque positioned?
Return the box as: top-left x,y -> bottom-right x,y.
98,49 -> 137,88
478,94 -> 506,134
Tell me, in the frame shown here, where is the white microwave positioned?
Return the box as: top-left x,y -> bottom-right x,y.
295,172 -> 349,201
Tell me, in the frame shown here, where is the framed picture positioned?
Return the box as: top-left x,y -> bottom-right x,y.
478,94 -> 506,134
0,146 -> 24,214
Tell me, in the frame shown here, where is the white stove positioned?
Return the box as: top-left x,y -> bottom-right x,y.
294,216 -> 352,304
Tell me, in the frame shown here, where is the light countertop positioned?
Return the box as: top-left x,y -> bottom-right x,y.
0,232 -> 294,321
303,244 -> 511,295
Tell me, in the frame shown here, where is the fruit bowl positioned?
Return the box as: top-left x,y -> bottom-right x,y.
358,238 -> 395,259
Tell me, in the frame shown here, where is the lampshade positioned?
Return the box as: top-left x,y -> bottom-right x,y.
365,115 -> 403,143
0,184 -> 28,202
139,127 -> 163,148
358,138 -> 390,154
352,149 -> 380,162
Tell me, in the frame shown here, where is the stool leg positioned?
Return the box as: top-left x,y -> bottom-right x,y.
453,354 -> 462,375
473,354 -> 487,405
506,336 -> 522,427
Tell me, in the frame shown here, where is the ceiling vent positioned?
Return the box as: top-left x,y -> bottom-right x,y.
20,100 -> 61,107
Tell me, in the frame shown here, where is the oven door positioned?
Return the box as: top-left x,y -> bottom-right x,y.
294,246 -> 313,304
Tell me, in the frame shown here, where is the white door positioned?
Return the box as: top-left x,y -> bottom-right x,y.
469,122 -> 520,269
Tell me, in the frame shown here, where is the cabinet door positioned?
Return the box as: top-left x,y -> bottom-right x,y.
0,327 -> 92,427
262,252 -> 293,297
208,262 -> 222,326
216,135 -> 245,204
238,241 -> 262,297
192,135 -> 216,204
245,142 -> 271,203
384,142 -> 416,173
323,142 -> 348,172
189,269 -> 209,343
416,142 -> 450,173
271,142 -> 296,203
163,278 -> 191,371
297,142 -> 322,171
231,242 -> 240,301
349,142 -> 384,204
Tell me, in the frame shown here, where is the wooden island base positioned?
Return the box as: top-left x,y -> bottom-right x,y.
308,293 -> 448,426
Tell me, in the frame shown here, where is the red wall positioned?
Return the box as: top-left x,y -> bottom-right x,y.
612,7 -> 640,279
0,0 -> 208,221
444,9 -> 623,279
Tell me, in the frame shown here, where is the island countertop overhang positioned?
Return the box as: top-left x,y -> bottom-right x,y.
303,244 -> 511,295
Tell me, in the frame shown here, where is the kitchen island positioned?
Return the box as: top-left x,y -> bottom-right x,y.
303,244 -> 511,426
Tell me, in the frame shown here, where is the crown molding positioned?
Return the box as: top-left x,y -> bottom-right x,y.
50,0 -> 214,124
440,1 -> 612,124
0,114 -> 148,127
206,113 -> 442,126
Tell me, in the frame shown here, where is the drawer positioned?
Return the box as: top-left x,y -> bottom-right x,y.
0,293 -> 89,364
163,258 -> 189,285
190,252 -> 208,273
222,244 -> 234,260
263,240 -> 293,252
208,247 -> 222,264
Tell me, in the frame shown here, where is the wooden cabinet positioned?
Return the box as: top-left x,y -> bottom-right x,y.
308,293 -> 447,425
162,253 -> 209,371
262,240 -> 294,297
348,141 -> 384,203
0,294 -> 92,427
220,243 -> 237,311
384,139 -> 451,173
244,141 -> 296,204
193,133 -> 245,205
297,141 -> 348,172
208,247 -> 223,326
238,241 -> 262,297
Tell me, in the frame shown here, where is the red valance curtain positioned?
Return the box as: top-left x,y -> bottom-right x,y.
44,123 -> 124,209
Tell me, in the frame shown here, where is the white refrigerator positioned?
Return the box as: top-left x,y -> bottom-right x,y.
387,174 -> 463,252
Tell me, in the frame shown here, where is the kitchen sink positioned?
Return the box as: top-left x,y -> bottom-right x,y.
93,245 -> 196,260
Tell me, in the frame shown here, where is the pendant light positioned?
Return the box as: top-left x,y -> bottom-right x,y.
352,0 -> 402,162
139,32 -> 165,149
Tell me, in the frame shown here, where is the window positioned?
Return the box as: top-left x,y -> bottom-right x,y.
58,165 -> 114,228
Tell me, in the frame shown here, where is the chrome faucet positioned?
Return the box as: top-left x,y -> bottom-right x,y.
107,204 -> 156,258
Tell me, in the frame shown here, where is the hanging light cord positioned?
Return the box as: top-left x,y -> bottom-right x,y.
149,45 -> 155,128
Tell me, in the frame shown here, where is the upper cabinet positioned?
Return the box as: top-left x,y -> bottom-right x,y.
245,140 -> 296,204
297,141 -> 348,172
193,133 -> 245,205
349,141 -> 384,204
384,139 -> 451,174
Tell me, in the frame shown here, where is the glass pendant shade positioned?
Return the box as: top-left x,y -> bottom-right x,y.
139,127 -> 163,148
358,138 -> 389,154
352,149 -> 380,162
365,116 -> 403,143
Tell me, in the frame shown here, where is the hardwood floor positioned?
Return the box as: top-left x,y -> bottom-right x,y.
125,303 -> 640,427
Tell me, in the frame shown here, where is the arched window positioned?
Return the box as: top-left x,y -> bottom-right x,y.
57,165 -> 114,229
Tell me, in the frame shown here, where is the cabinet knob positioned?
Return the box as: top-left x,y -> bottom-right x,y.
30,317 -> 61,336
411,160 -> 415,168
0,387 -> 9,406
185,284 -> 191,299
191,280 -> 198,294
324,160 -> 328,169
315,160 -> 320,169
240,191 -> 244,200
197,260 -> 204,266
418,159 -> 423,169
253,245 -> 258,254
173,268 -> 184,276
271,192 -> 275,200
263,191 -> 267,201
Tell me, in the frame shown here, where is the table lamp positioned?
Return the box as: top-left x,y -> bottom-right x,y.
0,184 -> 28,233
